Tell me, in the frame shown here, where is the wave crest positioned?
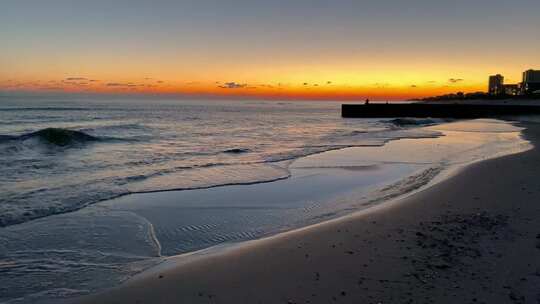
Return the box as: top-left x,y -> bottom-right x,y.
2,128 -> 100,147
223,148 -> 250,154
388,118 -> 446,127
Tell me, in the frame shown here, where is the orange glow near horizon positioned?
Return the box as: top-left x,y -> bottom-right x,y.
3,42 -> 530,100
0,68 -> 492,101
3,1 -> 540,101
0,45 -> 535,101
2,56 -> 531,100
0,79 -> 486,101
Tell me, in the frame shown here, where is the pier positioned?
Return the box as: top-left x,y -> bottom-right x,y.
342,103 -> 540,118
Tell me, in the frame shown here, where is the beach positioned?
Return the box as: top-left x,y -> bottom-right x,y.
0,101 -> 535,303
3,1 -> 540,303
70,121 -> 540,304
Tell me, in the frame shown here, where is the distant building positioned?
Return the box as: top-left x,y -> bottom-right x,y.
522,69 -> 540,95
485,69 -> 539,97
488,74 -> 504,96
503,84 -> 520,96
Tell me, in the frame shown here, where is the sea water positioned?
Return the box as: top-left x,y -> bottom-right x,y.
0,97 -> 529,303
0,97 -> 441,227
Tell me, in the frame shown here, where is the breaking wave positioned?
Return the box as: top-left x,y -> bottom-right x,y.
0,128 -> 100,147
388,118 -> 450,127
222,148 -> 251,154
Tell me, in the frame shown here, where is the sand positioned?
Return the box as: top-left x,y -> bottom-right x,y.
73,122 -> 540,304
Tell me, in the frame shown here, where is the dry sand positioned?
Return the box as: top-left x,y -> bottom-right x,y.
74,123 -> 540,304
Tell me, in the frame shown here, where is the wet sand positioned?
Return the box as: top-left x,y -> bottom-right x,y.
74,122 -> 540,304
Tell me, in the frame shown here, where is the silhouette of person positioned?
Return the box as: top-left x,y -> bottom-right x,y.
365,98 -> 370,105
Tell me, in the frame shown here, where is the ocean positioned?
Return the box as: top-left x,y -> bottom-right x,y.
0,98 -> 440,228
0,97 -> 529,303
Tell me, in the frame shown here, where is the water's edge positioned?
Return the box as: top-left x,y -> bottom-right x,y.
2,118 -> 532,304
92,119 -> 533,297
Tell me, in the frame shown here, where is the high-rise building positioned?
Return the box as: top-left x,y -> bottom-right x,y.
503,84 -> 520,96
522,70 -> 540,95
488,74 -> 504,96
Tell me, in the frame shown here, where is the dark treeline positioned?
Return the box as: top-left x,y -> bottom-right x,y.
412,91 -> 540,102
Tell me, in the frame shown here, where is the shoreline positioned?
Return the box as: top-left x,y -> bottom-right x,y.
0,119 -> 436,229
6,119 -> 522,304
71,120 -> 540,304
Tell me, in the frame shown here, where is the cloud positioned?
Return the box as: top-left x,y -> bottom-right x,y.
218,82 -> 248,89
106,82 -> 141,87
4,81 -> 27,88
448,78 -> 464,83
62,78 -> 90,86
40,86 -> 64,90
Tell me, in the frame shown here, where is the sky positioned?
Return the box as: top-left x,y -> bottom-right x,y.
1,0 -> 540,100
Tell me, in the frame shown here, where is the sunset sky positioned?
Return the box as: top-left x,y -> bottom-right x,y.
1,0 -> 539,100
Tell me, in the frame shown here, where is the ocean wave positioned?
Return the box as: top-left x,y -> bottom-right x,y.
0,107 -> 93,112
336,130 -> 371,137
0,187 -> 126,227
0,128 -> 135,149
0,125 -> 444,228
0,128 -> 99,147
222,148 -> 250,154
0,162 -> 291,228
25,128 -> 100,146
387,118 -> 450,127
0,106 -> 449,230
0,135 -> 18,142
